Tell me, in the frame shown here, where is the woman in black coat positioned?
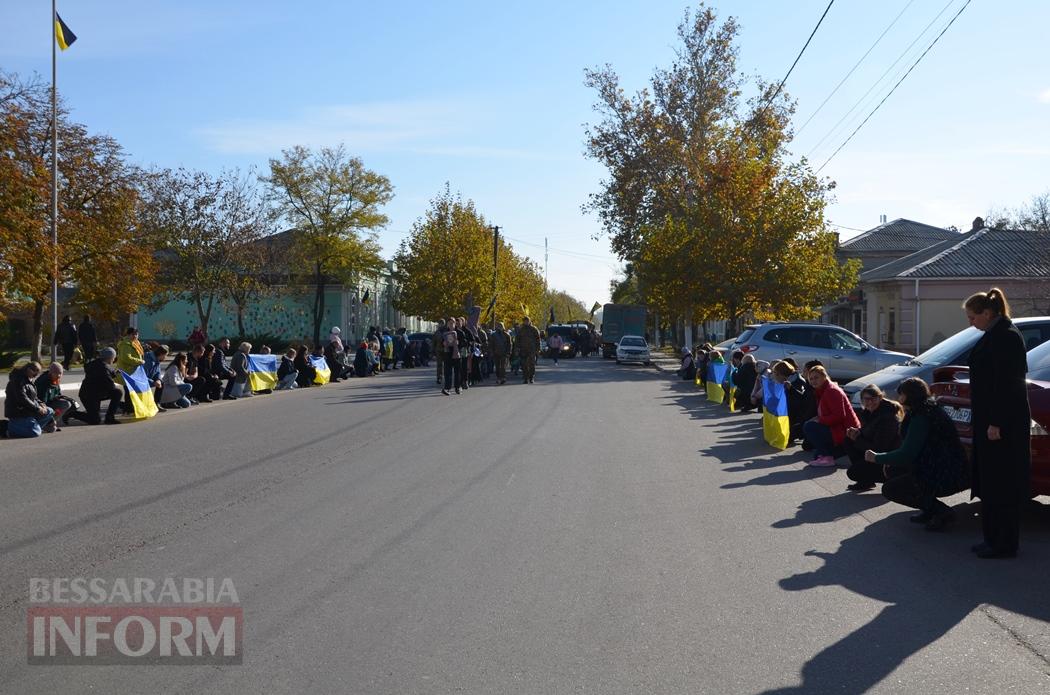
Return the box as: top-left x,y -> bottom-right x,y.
845,385 -> 903,491
965,288 -> 1031,559
733,354 -> 759,412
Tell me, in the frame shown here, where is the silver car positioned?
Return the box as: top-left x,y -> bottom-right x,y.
844,316 -> 1050,406
730,322 -> 912,381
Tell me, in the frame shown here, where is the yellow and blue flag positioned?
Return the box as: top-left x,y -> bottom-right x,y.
707,363 -> 728,404
762,376 -> 791,450
247,354 -> 278,392
55,13 -> 77,51
726,365 -> 737,411
310,355 -> 331,385
119,366 -> 158,419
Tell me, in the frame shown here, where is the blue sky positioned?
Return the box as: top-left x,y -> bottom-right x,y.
3,1 -> 1048,306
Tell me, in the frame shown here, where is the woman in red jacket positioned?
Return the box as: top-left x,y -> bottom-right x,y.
803,365 -> 861,467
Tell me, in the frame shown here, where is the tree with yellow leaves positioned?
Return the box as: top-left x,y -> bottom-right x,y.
0,70 -> 156,360
393,185 -> 544,324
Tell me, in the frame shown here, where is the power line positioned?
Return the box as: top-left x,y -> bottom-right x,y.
795,0 -> 916,136
806,0 -> 957,159
769,0 -> 836,103
827,221 -> 870,233
816,0 -> 972,173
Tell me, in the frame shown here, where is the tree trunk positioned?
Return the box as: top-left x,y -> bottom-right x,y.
236,302 -> 245,337
31,299 -> 45,363
312,262 -> 325,346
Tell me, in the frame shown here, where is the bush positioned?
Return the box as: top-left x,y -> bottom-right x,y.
230,333 -> 291,354
0,350 -> 23,371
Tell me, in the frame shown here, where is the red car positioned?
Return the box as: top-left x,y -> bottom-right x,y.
930,339 -> 1050,496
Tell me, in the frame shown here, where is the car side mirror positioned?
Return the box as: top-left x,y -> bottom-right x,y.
861,344 -> 870,352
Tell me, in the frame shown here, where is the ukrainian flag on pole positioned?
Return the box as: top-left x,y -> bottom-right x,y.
55,12 -> 77,50
310,355 -> 331,385
247,354 -> 278,392
762,376 -> 791,449
120,366 -> 158,419
706,363 -> 727,404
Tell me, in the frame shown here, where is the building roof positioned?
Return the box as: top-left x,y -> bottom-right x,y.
839,218 -> 959,254
860,227 -> 1050,281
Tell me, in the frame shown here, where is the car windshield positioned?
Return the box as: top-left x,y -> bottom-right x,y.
1027,340 -> 1050,380
620,337 -> 646,347
735,329 -> 756,344
907,326 -> 980,367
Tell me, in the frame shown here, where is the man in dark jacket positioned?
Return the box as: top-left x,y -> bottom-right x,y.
212,337 -> 238,399
79,348 -> 123,425
54,315 -> 78,369
3,362 -> 55,437
490,322 -> 512,385
78,315 -> 97,361
34,363 -> 89,426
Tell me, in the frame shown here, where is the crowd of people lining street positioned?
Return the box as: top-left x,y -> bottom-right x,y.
11,288 -> 1031,560
679,288 -> 1031,560
3,310 -> 599,435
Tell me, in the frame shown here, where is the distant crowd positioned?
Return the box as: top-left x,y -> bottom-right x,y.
2,321 -> 434,436
678,287 -> 1032,560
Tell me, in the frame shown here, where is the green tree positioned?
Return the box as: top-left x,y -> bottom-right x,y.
264,145 -> 391,344
393,186 -> 544,323
138,168 -> 268,338
543,289 -> 589,324
584,4 -> 857,333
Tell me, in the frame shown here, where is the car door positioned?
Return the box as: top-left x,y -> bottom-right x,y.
778,327 -> 832,369
827,327 -> 870,380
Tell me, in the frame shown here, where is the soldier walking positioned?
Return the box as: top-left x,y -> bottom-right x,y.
490,322 -> 512,385
516,316 -> 541,384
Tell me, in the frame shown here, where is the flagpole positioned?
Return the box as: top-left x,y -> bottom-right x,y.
50,0 -> 59,364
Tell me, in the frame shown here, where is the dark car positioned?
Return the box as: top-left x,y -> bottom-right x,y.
545,325 -> 581,358
930,338 -> 1050,496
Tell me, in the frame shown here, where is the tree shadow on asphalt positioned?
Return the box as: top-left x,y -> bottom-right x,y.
757,497 -> 1050,694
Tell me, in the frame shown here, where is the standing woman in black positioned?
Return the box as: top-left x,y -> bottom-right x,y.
965,288 -> 1030,559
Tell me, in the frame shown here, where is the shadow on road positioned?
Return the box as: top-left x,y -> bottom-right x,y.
758,496 -> 1050,693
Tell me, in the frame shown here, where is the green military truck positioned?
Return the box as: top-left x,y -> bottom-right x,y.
600,304 -> 647,358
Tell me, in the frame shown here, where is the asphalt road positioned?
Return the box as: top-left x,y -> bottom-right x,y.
2,358 -> 1050,694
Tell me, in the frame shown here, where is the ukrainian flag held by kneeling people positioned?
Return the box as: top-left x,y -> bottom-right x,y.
247,354 -> 278,392
762,376 -> 791,450
310,355 -> 331,385
120,366 -> 159,419
706,362 -> 728,404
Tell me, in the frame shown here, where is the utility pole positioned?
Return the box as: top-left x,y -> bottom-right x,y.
544,237 -> 548,289
490,225 -> 500,331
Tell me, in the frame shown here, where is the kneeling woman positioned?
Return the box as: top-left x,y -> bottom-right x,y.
803,365 -> 860,466
864,377 -> 969,531
845,384 -> 903,491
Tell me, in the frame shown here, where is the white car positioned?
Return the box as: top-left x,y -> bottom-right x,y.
616,335 -> 651,365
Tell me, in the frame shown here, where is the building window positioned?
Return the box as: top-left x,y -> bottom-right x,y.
888,309 -> 896,347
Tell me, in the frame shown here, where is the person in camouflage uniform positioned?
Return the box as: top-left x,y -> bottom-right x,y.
516,316 -> 541,384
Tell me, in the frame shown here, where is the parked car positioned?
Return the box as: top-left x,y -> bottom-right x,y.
615,335 -> 651,365
930,338 -> 1050,496
844,317 -> 1050,407
729,322 -> 911,381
